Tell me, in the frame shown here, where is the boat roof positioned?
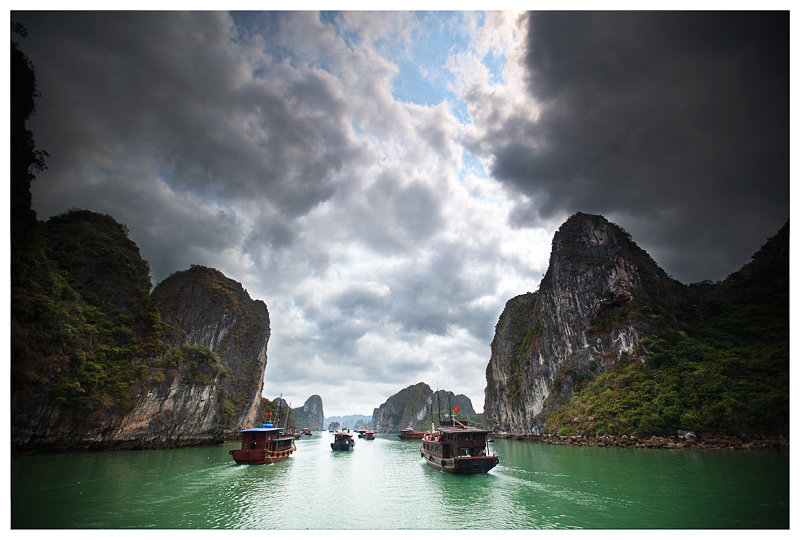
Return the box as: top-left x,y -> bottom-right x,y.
240,427 -> 283,433
435,420 -> 490,434
438,425 -> 489,434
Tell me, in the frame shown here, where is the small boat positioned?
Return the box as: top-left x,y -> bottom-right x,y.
300,428 -> 312,437
229,424 -> 297,465
420,419 -> 499,474
356,429 -> 367,438
398,427 -> 425,440
363,430 -> 375,440
331,428 -> 356,451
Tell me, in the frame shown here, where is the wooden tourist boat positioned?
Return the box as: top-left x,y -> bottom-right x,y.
398,427 -> 425,440
229,424 -> 297,465
420,419 -> 499,474
331,428 -> 356,451
363,430 -> 375,440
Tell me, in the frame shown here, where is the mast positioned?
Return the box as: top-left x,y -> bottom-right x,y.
437,390 -> 441,426
448,393 -> 453,420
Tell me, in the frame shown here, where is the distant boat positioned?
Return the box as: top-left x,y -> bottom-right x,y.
300,428 -> 312,437
331,428 -> 356,451
356,429 -> 367,438
229,424 -> 297,465
398,427 -> 425,440
363,430 -> 375,440
420,419 -> 499,474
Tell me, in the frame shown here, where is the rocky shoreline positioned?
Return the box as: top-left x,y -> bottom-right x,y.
493,432 -> 789,451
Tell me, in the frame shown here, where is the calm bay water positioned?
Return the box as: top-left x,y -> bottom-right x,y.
11,433 -> 788,529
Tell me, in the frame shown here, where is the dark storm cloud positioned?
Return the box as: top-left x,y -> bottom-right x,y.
481,11 -> 789,283
16,11 -> 352,245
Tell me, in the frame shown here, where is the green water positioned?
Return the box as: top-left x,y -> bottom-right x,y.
11,434 -> 788,529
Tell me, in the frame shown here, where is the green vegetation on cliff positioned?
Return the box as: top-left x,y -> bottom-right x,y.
545,223 -> 789,437
12,209 -> 168,421
10,32 -> 173,435
257,398 -> 296,433
505,295 -> 542,403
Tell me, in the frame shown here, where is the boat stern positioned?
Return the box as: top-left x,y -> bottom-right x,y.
450,455 -> 499,474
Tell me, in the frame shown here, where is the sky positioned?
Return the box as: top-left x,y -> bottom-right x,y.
9,8 -> 790,418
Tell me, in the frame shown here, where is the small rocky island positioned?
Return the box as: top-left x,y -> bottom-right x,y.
372,382 -> 477,431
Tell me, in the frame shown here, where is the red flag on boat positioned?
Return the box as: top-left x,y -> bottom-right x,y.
454,406 -> 460,413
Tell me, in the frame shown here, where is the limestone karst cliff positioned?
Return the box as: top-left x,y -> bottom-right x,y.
291,395 -> 325,430
142,264 -> 271,445
484,212 -> 789,437
485,213 -> 672,435
372,382 -> 476,431
10,209 -> 272,453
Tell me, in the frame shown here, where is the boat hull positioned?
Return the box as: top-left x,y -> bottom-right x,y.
421,449 -> 499,474
229,445 -> 296,465
331,442 -> 354,451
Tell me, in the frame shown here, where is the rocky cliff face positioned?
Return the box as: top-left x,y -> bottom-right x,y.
123,265 -> 271,447
300,395 -> 324,430
290,395 -> 324,430
485,213 -> 680,435
372,382 -> 476,431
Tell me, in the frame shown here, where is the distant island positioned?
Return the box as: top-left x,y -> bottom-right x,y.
324,414 -> 372,431
372,382 -> 481,432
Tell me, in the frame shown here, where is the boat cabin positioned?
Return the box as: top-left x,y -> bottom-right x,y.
420,419 -> 498,474
331,428 -> 356,451
422,422 -> 489,458
230,424 -> 296,465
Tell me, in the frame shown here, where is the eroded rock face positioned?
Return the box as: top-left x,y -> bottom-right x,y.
485,213 -> 676,435
11,262 -> 271,453
108,380 -> 230,450
141,265 -> 271,445
302,395 -> 325,430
